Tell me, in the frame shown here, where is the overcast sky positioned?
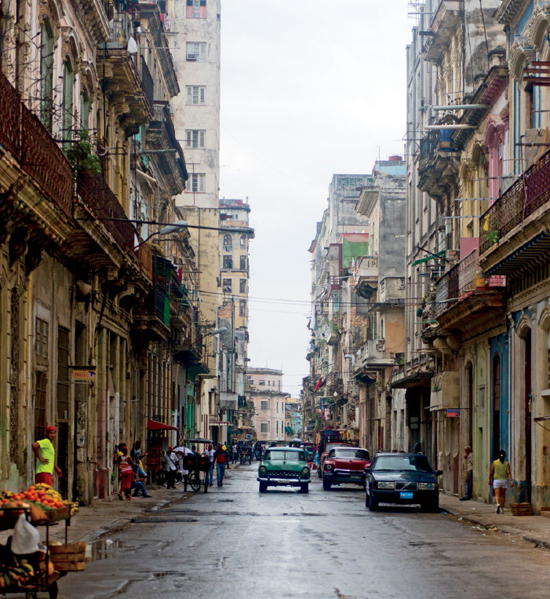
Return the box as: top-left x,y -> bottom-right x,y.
219,1 -> 414,395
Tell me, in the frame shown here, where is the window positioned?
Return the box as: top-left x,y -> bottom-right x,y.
261,422 -> 268,433
240,234 -> 246,247
268,380 -> 271,387
186,42 -> 207,61
36,318 -> 49,357
261,401 -> 269,411
222,279 -> 232,293
57,328 -> 69,421
186,86 -> 206,105
239,279 -> 246,293
240,255 -> 247,270
276,421 -> 279,433
223,234 -> 233,250
80,90 -> 90,132
34,372 -> 47,442
39,20 -> 54,130
62,58 -> 74,146
189,173 -> 205,192
259,380 -> 265,386
186,129 -> 205,148
223,255 -> 233,269
187,0 -> 206,18
239,300 -> 246,317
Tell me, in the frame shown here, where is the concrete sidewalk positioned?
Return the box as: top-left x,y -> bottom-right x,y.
439,493 -> 550,549
0,480 -> 207,546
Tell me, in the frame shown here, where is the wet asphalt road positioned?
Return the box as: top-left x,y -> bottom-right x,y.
58,463 -> 550,599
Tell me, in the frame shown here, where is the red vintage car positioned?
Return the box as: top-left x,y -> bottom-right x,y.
318,441 -> 355,478
322,446 -> 371,490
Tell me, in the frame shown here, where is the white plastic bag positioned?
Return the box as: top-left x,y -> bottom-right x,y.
11,513 -> 40,554
225,470 -> 233,478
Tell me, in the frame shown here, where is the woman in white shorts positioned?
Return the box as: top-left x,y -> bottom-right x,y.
489,449 -> 513,514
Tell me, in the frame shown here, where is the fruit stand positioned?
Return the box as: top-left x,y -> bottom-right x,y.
0,484 -> 81,599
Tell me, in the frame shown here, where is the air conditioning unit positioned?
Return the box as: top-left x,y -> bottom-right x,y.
187,54 -> 197,61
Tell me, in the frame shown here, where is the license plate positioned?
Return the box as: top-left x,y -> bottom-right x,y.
400,491 -> 414,499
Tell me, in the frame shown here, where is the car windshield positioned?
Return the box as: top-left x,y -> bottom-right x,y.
373,455 -> 434,473
265,450 -> 304,461
332,449 -> 370,460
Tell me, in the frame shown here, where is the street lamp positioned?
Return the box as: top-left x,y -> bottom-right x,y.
134,220 -> 189,249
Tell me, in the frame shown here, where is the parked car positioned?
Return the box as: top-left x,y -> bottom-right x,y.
322,447 -> 370,490
318,441 -> 355,478
365,453 -> 442,512
257,447 -> 311,493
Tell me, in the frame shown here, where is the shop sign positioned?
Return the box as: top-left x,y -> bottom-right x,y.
446,408 -> 460,417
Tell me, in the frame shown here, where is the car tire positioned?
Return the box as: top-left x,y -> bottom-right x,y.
422,499 -> 439,513
259,481 -> 268,493
300,483 -> 309,494
367,489 -> 378,511
322,479 -> 332,491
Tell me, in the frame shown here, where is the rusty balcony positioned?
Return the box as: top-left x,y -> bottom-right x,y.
479,147 -> 550,277
76,171 -> 137,254
433,248 -> 506,333
0,71 -> 73,219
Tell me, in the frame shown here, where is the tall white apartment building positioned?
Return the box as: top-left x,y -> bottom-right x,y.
169,0 -> 222,440
171,0 -> 221,210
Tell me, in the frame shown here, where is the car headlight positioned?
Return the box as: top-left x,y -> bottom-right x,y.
259,466 -> 267,475
418,482 -> 435,490
302,467 -> 310,475
377,481 -> 395,490
325,464 -> 334,471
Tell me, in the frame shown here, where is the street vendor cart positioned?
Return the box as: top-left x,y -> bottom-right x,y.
0,486 -> 81,599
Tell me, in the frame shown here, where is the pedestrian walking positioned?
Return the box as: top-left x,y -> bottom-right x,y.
214,443 -> 229,487
459,446 -> 473,501
32,426 -> 62,486
204,444 -> 215,487
162,447 -> 178,489
489,449 -> 513,514
116,445 -> 135,500
231,442 -> 238,464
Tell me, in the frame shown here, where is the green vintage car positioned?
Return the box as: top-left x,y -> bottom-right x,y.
257,447 -> 311,493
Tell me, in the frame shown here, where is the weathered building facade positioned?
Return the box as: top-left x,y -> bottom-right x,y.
0,0 -> 227,505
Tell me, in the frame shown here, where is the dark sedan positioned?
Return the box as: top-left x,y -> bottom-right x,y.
365,453 -> 442,512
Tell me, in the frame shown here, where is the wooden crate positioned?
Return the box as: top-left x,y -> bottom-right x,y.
48,542 -> 86,572
511,502 -> 534,516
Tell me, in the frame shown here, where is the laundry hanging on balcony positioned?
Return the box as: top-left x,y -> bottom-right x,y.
315,376 -> 325,391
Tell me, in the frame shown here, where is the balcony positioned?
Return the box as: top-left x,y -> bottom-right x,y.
433,248 -> 505,335
220,392 -> 238,411
479,147 -> 550,276
75,170 -> 136,254
133,255 -> 172,341
101,12 -> 153,133
146,102 -> 188,195
354,339 -> 395,372
73,0 -> 110,43
417,126 -> 461,200
354,256 -> 379,299
423,1 -> 461,64
0,71 -> 73,220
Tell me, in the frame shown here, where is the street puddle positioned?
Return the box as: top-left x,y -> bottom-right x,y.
85,538 -> 124,562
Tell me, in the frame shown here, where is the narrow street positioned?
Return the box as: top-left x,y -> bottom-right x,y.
58,466 -> 550,599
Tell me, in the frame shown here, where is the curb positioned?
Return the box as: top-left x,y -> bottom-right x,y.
442,504 -> 550,550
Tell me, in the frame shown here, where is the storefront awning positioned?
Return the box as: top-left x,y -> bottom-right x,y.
146,419 -> 178,431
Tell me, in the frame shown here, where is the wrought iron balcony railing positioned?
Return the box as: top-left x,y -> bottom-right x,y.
0,71 -> 73,217
76,171 -> 136,253
479,147 -> 550,254
434,249 -> 505,317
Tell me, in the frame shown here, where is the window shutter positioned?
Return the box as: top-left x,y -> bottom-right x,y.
186,87 -> 192,103
200,87 -> 205,104
199,43 -> 207,61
